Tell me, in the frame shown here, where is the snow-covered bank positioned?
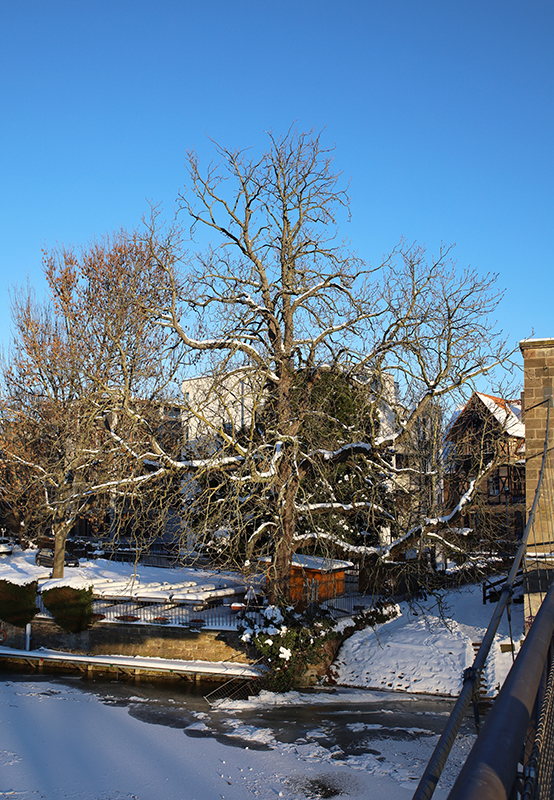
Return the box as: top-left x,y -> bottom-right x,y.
331,584 -> 524,696
0,553 -> 523,798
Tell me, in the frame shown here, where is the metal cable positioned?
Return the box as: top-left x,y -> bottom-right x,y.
521,644 -> 554,800
414,403 -> 552,800
507,598 -> 515,665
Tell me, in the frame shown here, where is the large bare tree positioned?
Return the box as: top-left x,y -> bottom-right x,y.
1,129 -> 513,596
139,128 -> 512,601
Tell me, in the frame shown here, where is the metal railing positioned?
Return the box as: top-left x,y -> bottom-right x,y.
414,399 -> 554,800
36,590 -> 377,630
448,580 -> 554,800
521,641 -> 554,800
36,595 -> 264,631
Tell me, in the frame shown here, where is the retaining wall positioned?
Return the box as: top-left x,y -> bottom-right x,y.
1,618 -> 255,664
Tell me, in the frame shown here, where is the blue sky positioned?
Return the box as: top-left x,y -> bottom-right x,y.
1,1 -> 552,381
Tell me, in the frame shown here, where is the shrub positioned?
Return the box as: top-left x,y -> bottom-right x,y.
239,604 -> 339,691
240,601 -> 399,692
0,580 -> 38,628
41,585 -> 94,633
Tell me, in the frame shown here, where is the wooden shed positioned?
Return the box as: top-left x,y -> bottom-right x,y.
262,554 -> 353,610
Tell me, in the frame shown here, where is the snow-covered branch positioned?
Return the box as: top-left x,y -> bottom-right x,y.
292,531 -> 380,556
295,500 -> 393,518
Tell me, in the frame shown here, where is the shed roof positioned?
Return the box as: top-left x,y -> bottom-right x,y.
260,554 -> 354,572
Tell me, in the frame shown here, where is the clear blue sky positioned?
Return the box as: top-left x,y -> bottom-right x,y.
1,1 -> 552,379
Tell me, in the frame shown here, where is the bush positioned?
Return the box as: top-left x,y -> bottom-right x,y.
41,585 -> 94,633
239,604 -> 339,692
0,580 -> 38,628
240,601 -> 400,692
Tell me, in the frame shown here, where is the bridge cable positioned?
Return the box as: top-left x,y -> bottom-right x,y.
412,401 -> 552,800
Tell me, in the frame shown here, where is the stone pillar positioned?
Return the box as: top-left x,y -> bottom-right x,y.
520,338 -> 554,625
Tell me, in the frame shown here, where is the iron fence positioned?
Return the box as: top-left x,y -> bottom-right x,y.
36,591 -> 377,629
36,594 -> 265,631
35,590 -> 377,630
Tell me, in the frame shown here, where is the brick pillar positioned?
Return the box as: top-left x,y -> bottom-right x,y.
520,338 -> 554,626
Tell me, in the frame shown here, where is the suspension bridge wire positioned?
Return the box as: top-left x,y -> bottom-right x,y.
412,401 -> 552,800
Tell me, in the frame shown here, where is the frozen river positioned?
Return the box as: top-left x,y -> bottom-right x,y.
0,672 -> 476,799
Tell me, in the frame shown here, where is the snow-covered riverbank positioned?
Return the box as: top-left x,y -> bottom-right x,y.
0,550 -> 524,697
0,551 -> 526,798
331,583 -> 524,697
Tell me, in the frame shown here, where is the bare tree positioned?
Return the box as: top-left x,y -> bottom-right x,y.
139,127 -> 513,602
1,232 -> 182,577
1,129 -> 513,598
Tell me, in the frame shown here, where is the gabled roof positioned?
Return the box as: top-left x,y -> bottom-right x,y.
475,393 -> 525,439
446,391 -> 525,442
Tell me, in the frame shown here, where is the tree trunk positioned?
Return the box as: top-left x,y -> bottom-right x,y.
52,520 -> 68,579
270,474 -> 298,603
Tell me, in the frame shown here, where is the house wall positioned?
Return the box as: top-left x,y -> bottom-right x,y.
520,338 -> 554,551
181,373 -> 263,440
443,392 -> 525,544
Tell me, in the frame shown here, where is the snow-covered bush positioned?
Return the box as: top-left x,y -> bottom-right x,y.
239,604 -> 339,691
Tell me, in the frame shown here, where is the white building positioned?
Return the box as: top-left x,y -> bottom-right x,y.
181,371 -> 263,441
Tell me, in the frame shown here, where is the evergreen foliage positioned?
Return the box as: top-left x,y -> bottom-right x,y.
239,604 -> 339,691
41,585 -> 94,633
0,580 -> 38,628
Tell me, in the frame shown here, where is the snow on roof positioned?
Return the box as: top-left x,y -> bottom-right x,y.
476,393 -> 525,438
259,554 -> 353,572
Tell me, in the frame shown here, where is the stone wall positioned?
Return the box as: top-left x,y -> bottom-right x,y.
2,618 -> 255,665
520,337 -> 554,625
520,338 -> 554,551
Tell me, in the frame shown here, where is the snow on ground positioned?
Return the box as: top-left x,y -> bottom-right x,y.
0,550 -> 528,798
0,547 -> 257,597
331,584 -> 524,697
0,549 -> 524,698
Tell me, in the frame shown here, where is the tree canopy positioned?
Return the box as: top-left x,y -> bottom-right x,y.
1,128 -> 514,596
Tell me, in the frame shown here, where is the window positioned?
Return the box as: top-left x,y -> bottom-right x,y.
489,474 -> 500,496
